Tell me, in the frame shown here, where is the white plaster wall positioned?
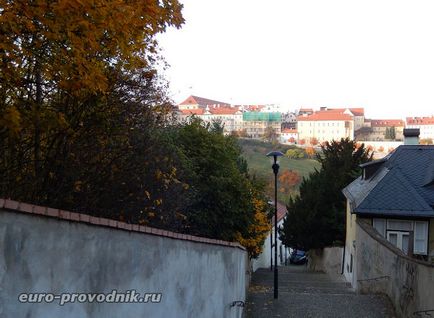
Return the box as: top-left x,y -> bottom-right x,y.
252,219 -> 289,272
0,210 -> 247,318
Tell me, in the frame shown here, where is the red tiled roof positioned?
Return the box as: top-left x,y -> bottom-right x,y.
281,129 -> 298,133
271,201 -> 287,224
208,107 -> 240,115
327,108 -> 365,116
297,112 -> 353,121
179,109 -> 205,115
370,119 -> 404,127
179,95 -> 229,107
406,116 -> 434,125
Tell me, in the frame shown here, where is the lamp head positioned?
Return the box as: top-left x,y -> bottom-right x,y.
266,151 -> 284,163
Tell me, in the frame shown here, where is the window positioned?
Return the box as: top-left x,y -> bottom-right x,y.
387,231 -> 410,254
374,219 -> 428,255
414,221 -> 428,254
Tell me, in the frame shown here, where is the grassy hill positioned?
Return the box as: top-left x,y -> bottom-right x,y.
238,138 -> 320,203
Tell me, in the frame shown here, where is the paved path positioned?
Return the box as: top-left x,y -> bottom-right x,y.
245,265 -> 396,318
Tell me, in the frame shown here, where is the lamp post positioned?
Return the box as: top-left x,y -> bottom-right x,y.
266,150 -> 283,300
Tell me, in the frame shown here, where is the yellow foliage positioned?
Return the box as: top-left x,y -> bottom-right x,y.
0,0 -> 184,96
235,196 -> 272,258
0,106 -> 21,135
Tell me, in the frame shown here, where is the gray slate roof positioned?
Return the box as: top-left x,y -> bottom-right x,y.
342,145 -> 434,218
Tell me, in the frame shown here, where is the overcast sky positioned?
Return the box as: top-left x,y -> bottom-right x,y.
158,0 -> 434,119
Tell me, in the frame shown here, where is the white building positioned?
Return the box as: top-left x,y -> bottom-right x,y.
280,128 -> 298,144
252,202 -> 291,272
297,111 -> 355,144
406,116 -> 434,140
177,106 -> 243,135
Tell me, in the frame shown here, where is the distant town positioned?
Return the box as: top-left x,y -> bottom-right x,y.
176,95 -> 434,157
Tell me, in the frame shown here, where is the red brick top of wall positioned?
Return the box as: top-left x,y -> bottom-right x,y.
0,198 -> 245,251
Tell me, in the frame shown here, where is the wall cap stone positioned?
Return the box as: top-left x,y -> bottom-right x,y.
0,198 -> 246,251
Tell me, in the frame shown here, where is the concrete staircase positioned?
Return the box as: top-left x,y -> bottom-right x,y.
245,265 -> 396,318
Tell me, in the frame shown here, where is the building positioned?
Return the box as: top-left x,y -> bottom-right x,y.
280,129 -> 298,144
406,116 -> 434,141
297,111 -> 354,144
178,106 -> 243,135
242,111 -> 282,139
342,130 -> 434,285
281,112 -> 297,130
178,95 -> 229,110
324,107 -> 365,131
356,119 -> 405,141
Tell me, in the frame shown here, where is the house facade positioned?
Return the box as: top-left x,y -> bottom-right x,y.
297,111 -> 354,143
242,112 -> 282,139
342,135 -> 434,285
406,116 -> 434,141
280,128 -> 298,144
367,119 -> 405,141
252,202 -> 290,272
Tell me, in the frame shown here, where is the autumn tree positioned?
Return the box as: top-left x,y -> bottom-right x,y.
279,170 -> 301,193
235,181 -> 272,258
420,138 -> 433,145
285,148 -> 305,159
305,146 -> 315,158
310,137 -> 318,146
0,0 -> 184,203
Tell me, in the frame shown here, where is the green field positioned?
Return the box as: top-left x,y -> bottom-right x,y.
238,138 -> 320,202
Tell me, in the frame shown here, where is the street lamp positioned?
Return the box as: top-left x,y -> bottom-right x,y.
266,150 -> 283,300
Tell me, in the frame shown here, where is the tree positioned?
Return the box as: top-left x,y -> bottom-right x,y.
1,0 -> 184,205
285,148 -> 305,159
173,119 -> 256,241
263,126 -> 277,143
310,137 -> 318,146
280,138 -> 372,251
289,137 -> 295,143
299,139 -> 306,145
279,170 -> 301,193
384,127 -> 396,140
390,127 -> 396,140
305,146 -> 315,158
420,138 -> 433,145
234,182 -> 272,258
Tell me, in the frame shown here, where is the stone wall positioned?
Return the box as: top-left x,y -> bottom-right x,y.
308,247 -> 344,278
0,199 -> 248,318
355,220 -> 434,317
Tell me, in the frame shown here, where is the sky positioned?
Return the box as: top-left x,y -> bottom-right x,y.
158,0 -> 434,119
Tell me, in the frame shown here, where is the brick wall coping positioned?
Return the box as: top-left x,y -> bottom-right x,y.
0,198 -> 246,251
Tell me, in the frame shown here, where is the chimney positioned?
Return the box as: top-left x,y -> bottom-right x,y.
403,128 -> 420,145
320,106 -> 327,111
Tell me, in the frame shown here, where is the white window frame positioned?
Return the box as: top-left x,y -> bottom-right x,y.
387,230 -> 410,254
372,218 -> 428,255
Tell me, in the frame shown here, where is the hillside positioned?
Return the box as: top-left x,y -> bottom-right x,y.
238,139 -> 320,202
